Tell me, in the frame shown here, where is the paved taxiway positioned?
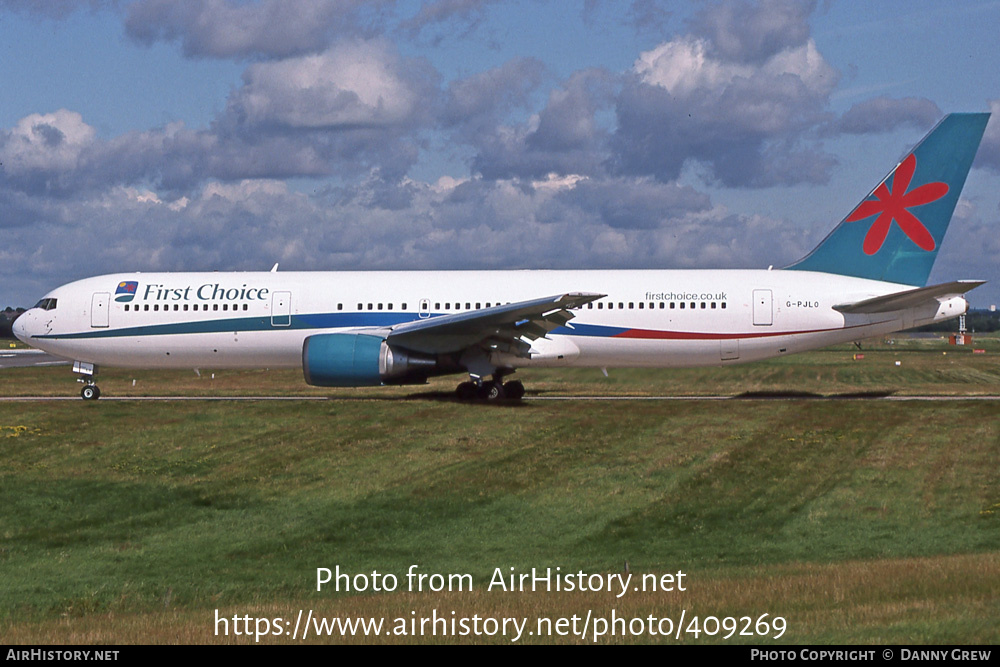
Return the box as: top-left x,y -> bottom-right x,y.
0,349 -> 69,369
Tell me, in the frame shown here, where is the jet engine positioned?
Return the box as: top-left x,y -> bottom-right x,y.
302,333 -> 437,386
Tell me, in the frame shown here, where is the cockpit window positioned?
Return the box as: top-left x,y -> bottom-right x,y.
33,298 -> 58,311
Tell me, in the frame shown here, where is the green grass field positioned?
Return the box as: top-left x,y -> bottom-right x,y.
1,338 -> 998,643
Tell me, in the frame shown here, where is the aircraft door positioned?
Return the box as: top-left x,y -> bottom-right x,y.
419,299 -> 430,319
91,292 -> 110,328
752,289 -> 772,326
271,291 -> 291,327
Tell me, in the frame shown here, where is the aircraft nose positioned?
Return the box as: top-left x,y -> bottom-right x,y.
12,312 -> 30,344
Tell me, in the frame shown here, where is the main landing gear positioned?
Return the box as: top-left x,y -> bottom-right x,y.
455,377 -> 525,401
454,349 -> 525,401
80,383 -> 101,400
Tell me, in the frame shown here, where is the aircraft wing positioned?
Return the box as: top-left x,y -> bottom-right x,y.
384,292 -> 605,356
833,280 -> 985,314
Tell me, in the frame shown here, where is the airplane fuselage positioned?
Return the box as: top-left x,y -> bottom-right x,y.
15,269 -> 968,376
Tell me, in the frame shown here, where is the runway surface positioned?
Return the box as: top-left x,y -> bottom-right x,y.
0,349 -> 69,369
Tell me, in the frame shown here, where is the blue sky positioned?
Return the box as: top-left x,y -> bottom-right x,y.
2,0 -> 999,308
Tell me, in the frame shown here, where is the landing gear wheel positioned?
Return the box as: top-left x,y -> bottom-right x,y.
480,381 -> 505,401
81,384 -> 101,400
502,380 -> 525,400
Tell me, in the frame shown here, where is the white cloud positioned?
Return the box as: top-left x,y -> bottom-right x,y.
636,37 -> 747,97
635,37 -> 836,107
230,40 -> 433,129
1,109 -> 96,172
430,175 -> 469,193
124,0 -> 382,59
615,34 -> 839,186
531,173 -> 587,192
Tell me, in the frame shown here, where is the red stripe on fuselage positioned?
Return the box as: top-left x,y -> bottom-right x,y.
611,325 -> 862,340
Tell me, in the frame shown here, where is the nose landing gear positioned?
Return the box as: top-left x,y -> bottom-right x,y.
73,361 -> 101,400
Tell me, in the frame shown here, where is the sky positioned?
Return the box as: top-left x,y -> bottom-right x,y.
2,0 -> 1000,309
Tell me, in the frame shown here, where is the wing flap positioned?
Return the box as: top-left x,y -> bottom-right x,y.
833,280 -> 984,314
386,292 -> 604,355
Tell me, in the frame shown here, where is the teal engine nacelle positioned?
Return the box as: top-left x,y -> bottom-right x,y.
302,333 -> 437,387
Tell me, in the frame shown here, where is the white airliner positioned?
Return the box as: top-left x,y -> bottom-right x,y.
13,113 -> 991,400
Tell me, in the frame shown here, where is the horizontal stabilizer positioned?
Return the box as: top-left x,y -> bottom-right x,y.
833,280 -> 984,314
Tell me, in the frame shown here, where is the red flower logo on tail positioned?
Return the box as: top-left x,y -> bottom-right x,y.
846,153 -> 948,255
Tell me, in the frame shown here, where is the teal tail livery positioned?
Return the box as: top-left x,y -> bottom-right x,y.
788,112 -> 990,286
12,112 -> 991,400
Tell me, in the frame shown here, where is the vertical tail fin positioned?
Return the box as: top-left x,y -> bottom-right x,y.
787,112 -> 990,285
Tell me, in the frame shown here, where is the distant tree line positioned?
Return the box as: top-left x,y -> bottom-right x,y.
1,307 -> 25,339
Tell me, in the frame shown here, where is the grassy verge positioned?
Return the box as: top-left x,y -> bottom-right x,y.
1,393 -> 997,643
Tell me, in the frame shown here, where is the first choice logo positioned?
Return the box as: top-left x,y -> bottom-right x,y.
141,283 -> 271,302
114,281 -> 138,302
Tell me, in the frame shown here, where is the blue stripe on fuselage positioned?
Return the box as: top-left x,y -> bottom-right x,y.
34,312 -> 419,340
32,312 -> 632,341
